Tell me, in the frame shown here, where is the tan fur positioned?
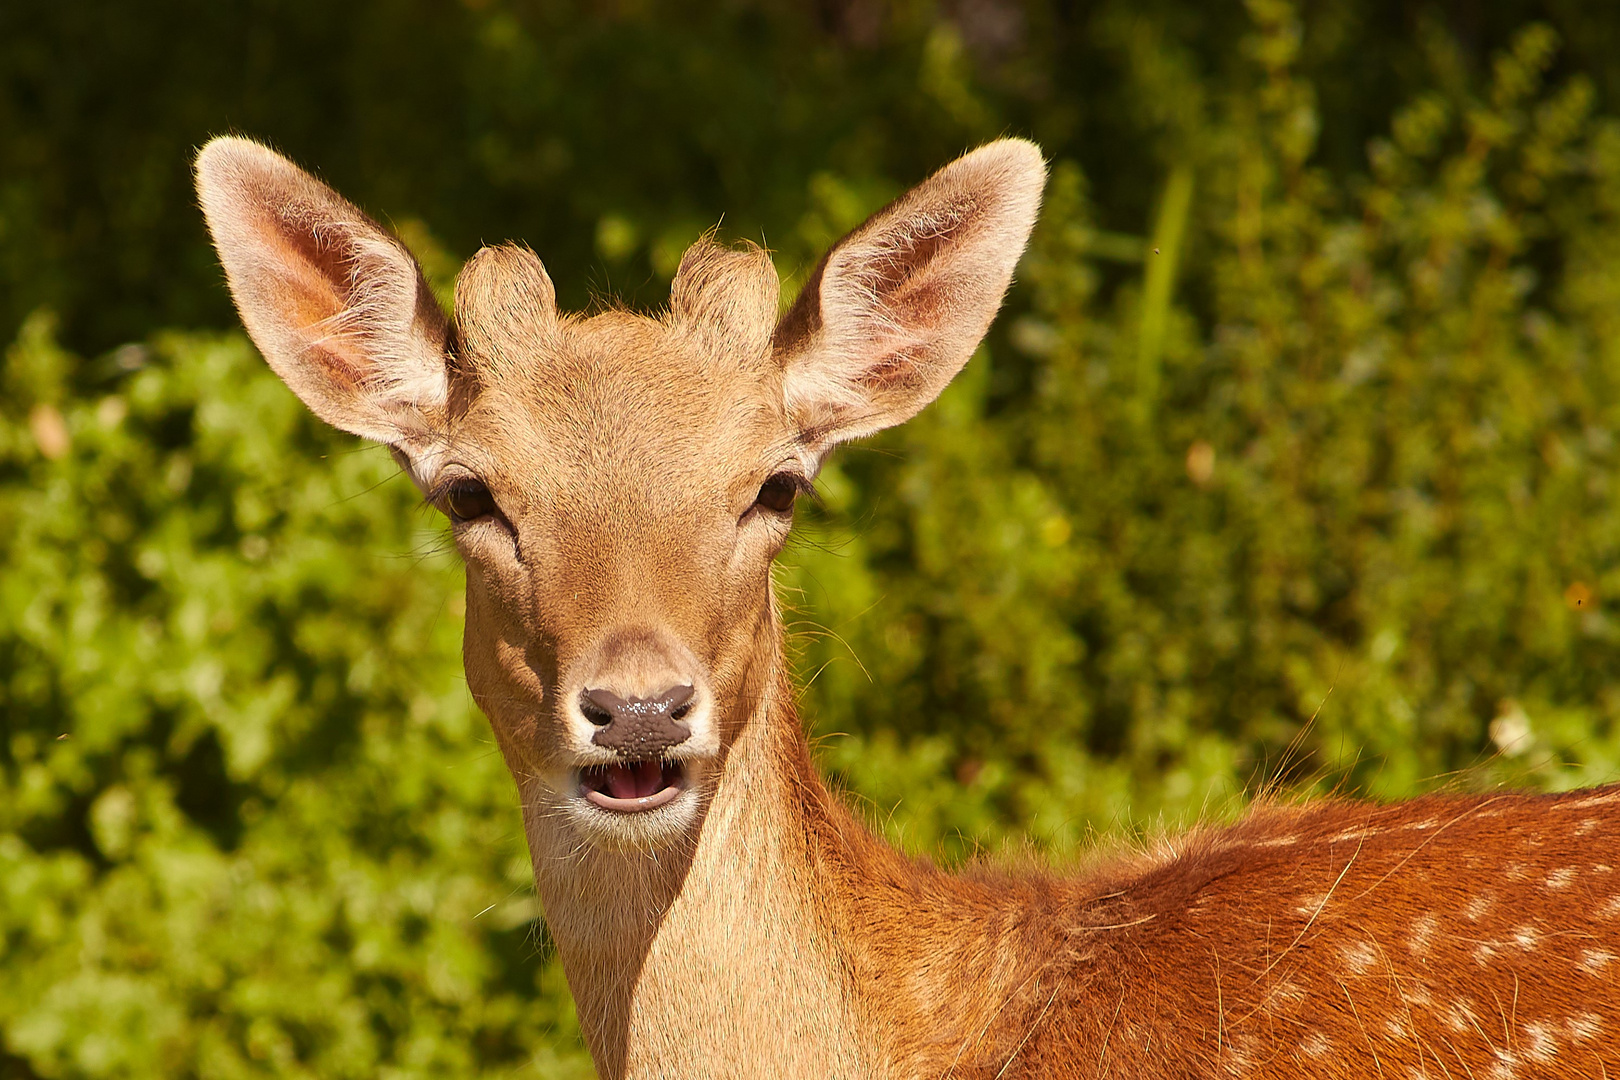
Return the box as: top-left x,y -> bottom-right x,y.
198,135 -> 1620,1079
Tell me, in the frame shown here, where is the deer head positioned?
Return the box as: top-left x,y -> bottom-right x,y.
195,137 -> 1043,859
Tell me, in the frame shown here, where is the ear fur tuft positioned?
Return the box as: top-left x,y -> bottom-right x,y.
671,236 -> 780,362
453,243 -> 559,375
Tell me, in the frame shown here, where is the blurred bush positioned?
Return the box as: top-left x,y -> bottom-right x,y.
5,1 -> 1620,1076
795,14 -> 1620,857
1,322 -> 592,1077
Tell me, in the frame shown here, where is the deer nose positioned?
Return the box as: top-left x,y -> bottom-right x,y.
580,684 -> 696,756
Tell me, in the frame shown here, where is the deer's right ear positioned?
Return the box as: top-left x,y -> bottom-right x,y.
195,136 -> 449,479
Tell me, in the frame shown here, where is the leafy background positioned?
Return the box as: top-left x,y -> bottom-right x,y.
5,1 -> 1620,1075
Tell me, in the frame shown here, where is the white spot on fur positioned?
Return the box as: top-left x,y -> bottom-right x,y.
1221,1042 -> 1254,1078
1567,1013 -> 1603,1042
1576,818 -> 1601,836
1506,862 -> 1529,881
1401,984 -> 1433,1009
1407,914 -> 1438,956
1446,999 -> 1479,1033
1512,925 -> 1540,951
1300,1032 -> 1331,1057
1402,817 -> 1440,831
1599,896 -> 1620,920
1330,827 -> 1371,844
1342,939 -> 1378,975
1296,893 -> 1327,916
1562,791 -> 1620,811
1487,1049 -> 1519,1079
1268,978 -> 1306,1006
1384,1017 -> 1409,1039
1594,864 -> 1614,874
1258,835 -> 1300,848
1522,1022 -> 1557,1062
1465,893 -> 1495,921
1579,948 -> 1616,974
1474,941 -> 1500,965
1546,867 -> 1576,889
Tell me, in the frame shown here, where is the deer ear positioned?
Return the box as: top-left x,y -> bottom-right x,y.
195,136 -> 449,476
774,139 -> 1045,461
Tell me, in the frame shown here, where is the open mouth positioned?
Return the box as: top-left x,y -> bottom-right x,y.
579,759 -> 685,813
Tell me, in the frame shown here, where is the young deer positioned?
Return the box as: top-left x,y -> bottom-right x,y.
196,135 -> 1620,1079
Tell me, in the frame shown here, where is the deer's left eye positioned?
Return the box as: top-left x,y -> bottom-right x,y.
440,479 -> 499,523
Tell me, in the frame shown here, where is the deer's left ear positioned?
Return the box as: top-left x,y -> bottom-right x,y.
195,136 -> 450,481
774,139 -> 1045,463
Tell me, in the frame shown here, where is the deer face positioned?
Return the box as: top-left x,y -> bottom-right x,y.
196,136 -> 1044,852
437,246 -> 798,849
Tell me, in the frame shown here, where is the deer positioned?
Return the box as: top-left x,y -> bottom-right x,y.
194,133 -> 1620,1079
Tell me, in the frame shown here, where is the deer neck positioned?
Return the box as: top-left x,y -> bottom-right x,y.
523,643 -> 875,1079
523,631 -> 1053,1079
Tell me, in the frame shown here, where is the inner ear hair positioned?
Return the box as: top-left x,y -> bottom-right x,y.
775,139 -> 1046,457
195,136 -> 449,452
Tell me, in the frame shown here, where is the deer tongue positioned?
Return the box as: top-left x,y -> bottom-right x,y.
606,760 -> 666,799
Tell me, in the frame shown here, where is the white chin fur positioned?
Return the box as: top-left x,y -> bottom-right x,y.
553,759 -> 712,853
567,787 -> 704,852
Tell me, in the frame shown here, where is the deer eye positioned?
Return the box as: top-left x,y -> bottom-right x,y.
755,473 -> 804,515
439,479 -> 499,523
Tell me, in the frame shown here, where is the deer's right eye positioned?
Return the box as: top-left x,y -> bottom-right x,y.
755,473 -> 801,514
440,479 -> 498,523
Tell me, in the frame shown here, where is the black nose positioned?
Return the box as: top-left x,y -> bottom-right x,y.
580,684 -> 695,756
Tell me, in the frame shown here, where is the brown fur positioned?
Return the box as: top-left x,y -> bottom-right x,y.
197,135 -> 1620,1079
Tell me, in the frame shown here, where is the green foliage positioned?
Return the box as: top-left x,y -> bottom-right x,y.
0,323 -> 591,1078
793,19 -> 1620,861
7,2 -> 1620,1077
